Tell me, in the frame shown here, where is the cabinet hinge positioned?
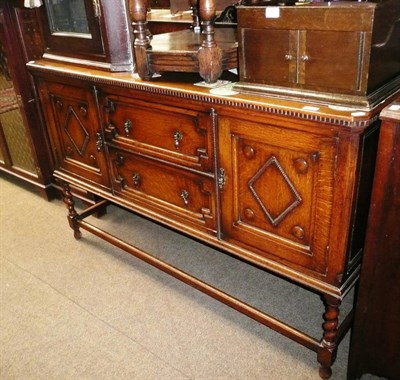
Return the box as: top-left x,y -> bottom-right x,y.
105,99 -> 115,113
218,168 -> 226,190
95,132 -> 104,151
92,0 -> 101,18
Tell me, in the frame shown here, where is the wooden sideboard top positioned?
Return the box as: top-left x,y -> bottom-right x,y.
27,59 -> 399,130
380,96 -> 400,122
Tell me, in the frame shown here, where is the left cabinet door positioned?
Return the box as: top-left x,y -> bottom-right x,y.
37,79 -> 110,189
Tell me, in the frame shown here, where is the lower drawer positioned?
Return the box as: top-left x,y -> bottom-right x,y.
109,149 -> 217,233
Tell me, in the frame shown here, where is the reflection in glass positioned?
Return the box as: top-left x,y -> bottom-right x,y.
45,0 -> 90,35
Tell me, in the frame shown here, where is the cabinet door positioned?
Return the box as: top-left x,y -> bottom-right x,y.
239,28 -> 295,86
301,30 -> 364,92
239,27 -> 366,94
219,117 -> 338,275
37,80 -> 110,188
40,0 -> 104,58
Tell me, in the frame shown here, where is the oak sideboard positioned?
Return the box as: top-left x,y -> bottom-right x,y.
28,58 -> 398,378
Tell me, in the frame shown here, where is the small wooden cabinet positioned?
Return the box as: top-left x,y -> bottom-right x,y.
238,27 -> 365,92
235,0 -> 400,108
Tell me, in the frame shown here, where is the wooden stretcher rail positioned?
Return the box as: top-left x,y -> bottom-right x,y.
71,192 -> 349,347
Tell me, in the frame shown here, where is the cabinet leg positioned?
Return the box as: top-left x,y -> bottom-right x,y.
317,294 -> 341,379
62,182 -> 82,240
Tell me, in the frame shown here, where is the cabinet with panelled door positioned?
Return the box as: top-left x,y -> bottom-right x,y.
235,1 -> 400,108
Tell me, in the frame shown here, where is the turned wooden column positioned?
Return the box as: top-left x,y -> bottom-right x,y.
198,0 -> 222,83
130,0 -> 153,80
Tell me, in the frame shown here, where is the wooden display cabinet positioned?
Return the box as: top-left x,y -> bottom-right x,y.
39,0 -> 133,72
0,0 -> 54,199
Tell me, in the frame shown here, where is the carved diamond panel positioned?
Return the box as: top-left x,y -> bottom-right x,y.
248,155 -> 302,226
63,106 -> 89,156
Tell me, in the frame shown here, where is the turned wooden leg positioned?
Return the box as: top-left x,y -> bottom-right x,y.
317,294 -> 341,379
62,182 -> 82,240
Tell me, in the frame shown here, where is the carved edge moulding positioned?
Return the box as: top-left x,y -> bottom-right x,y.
27,60 -> 384,129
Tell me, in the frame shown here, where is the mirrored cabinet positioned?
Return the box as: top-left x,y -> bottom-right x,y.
39,0 -> 134,71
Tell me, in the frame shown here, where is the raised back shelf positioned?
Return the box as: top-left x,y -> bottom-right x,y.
129,0 -> 238,83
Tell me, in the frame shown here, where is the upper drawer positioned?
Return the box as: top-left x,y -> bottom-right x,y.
100,95 -> 215,173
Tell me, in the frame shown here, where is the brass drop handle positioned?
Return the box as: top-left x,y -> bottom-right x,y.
124,119 -> 132,136
173,130 -> 183,149
301,55 -> 310,62
284,54 -> 293,61
132,172 -> 141,187
180,190 -> 189,206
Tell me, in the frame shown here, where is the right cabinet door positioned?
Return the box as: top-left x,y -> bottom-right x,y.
219,116 -> 338,275
302,30 -> 364,93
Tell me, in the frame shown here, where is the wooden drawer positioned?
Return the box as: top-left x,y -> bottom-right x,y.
101,95 -> 215,173
109,148 -> 217,233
